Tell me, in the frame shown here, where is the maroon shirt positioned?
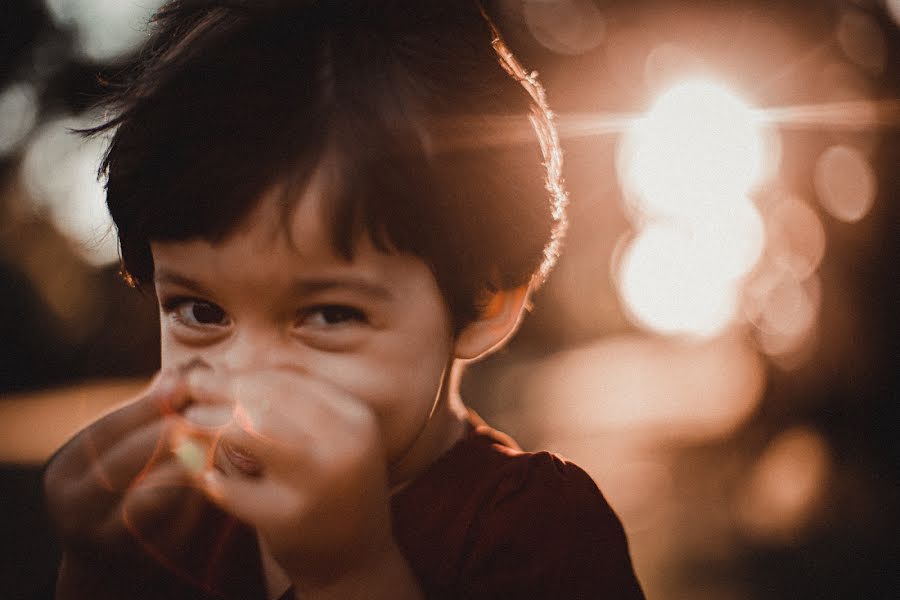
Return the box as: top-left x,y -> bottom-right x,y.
389,414 -> 645,599
55,414 -> 644,599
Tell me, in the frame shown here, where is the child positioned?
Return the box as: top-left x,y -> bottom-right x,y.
43,1 -> 645,598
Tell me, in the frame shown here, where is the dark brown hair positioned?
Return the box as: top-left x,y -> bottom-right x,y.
90,0 -> 567,330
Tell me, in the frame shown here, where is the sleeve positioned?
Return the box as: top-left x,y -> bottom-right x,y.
455,453 -> 646,600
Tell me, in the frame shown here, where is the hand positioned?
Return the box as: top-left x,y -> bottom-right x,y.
43,371 -> 240,596
185,368 -> 411,592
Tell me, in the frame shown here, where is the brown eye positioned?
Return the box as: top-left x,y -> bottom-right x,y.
299,305 -> 367,327
162,297 -> 231,328
189,301 -> 227,325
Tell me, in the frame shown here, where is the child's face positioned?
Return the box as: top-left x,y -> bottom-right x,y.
150,185 -> 457,474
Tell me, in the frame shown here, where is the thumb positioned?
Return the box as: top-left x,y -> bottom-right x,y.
196,469 -> 300,528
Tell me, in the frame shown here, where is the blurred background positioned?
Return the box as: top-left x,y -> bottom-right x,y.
0,0 -> 897,598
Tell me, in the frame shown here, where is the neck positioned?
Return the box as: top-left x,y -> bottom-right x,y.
388,361 -> 468,489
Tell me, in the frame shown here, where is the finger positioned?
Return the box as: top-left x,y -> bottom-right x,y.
77,371 -> 191,456
240,370 -> 374,442
50,420 -> 194,542
181,403 -> 233,429
44,371 -> 188,497
183,368 -> 235,408
111,459 -> 209,547
82,414 -> 185,489
197,469 -> 300,530
220,377 -> 375,477
83,418 -> 169,496
209,420 -> 272,478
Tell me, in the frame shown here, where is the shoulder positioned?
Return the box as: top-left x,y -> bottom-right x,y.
392,418 -> 645,599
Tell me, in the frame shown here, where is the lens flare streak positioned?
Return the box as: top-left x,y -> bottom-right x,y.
760,98 -> 900,130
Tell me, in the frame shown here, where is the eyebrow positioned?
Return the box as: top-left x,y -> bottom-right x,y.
154,270 -> 396,302
289,277 -> 396,302
154,270 -> 216,297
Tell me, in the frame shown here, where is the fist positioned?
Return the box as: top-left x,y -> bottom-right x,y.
184,367 -> 396,585
43,372 -> 265,598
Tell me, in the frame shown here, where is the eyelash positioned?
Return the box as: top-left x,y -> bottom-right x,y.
161,296 -> 230,329
159,296 -> 368,330
297,305 -> 368,327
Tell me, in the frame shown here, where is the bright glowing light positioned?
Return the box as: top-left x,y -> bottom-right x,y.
45,0 -> 165,62
736,426 -> 830,540
619,80 -> 767,218
814,145 -> 876,223
0,82 -> 39,156
684,200 -> 766,281
20,115 -> 118,265
616,223 -> 741,338
613,79 -> 776,338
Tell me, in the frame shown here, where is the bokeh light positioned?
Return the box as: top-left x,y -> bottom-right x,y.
813,144 -> 877,223
521,333 -> 765,441
762,193 -> 827,280
45,0 -> 165,62
746,268 -> 821,363
616,223 -> 743,337
618,80 -> 767,217
20,115 -> 118,265
736,426 -> 831,541
520,0 -> 607,56
836,9 -> 887,75
0,82 -> 39,156
614,79 -> 775,337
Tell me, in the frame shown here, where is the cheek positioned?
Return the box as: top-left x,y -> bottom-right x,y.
158,325 -> 177,368
157,326 -> 199,370
326,342 -> 450,412
320,338 -> 453,456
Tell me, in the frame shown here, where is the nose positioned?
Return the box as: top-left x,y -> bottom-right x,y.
205,325 -> 285,374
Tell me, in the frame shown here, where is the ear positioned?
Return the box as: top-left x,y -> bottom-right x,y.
453,284 -> 531,361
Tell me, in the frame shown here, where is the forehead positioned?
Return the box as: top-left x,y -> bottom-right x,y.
150,182 -> 421,297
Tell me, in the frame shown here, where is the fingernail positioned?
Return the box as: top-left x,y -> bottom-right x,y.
183,404 -> 233,428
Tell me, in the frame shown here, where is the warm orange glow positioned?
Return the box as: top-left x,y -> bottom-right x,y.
520,333 -> 765,441
764,194 -> 827,280
0,379 -> 146,463
745,265 -> 821,360
643,43 -> 704,92
736,427 -> 830,541
814,145 -> 877,223
761,98 -> 900,131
